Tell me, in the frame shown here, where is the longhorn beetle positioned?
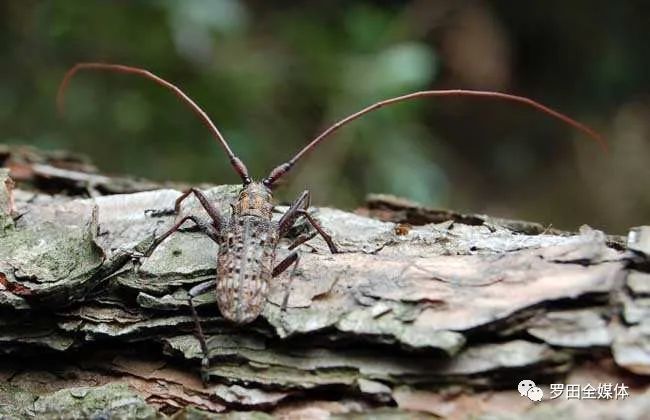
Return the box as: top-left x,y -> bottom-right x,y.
57,63 -> 605,378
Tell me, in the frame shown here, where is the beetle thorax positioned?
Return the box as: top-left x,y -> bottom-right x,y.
233,182 -> 274,219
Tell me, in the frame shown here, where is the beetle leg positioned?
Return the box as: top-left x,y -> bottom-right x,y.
296,209 -> 338,253
148,188 -> 224,226
277,190 -> 309,235
175,188 -> 223,230
131,215 -> 219,269
272,251 -> 300,312
278,190 -> 338,253
132,215 -> 216,271
189,279 -> 217,296
187,280 -> 216,387
144,207 -> 176,217
272,250 -> 298,278
288,231 -> 318,250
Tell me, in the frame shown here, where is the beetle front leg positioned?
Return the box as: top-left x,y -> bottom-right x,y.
131,215 -> 219,266
278,190 -> 339,254
174,188 -> 223,229
147,188 -> 224,230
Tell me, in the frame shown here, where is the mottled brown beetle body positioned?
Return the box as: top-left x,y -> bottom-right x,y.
216,183 -> 278,324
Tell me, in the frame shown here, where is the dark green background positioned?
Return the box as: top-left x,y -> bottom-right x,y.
1,1 -> 648,233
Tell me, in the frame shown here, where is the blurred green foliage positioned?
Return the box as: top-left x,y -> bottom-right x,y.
0,1 -> 648,233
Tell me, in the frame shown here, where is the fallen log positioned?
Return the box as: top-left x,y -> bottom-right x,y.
0,146 -> 648,419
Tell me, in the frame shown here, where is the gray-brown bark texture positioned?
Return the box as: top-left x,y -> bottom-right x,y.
0,145 -> 649,419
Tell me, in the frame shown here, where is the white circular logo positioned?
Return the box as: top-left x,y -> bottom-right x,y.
518,379 -> 536,397
527,386 -> 544,402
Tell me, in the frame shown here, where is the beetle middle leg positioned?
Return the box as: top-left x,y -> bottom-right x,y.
278,190 -> 338,254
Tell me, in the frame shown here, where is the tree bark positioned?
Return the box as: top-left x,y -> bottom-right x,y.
0,145 -> 648,419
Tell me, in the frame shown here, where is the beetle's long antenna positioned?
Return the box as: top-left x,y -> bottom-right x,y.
58,63 -> 251,184
263,89 -> 606,187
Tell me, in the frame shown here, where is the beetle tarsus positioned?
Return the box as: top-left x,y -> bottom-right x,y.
144,208 -> 176,217
188,289 -> 212,387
